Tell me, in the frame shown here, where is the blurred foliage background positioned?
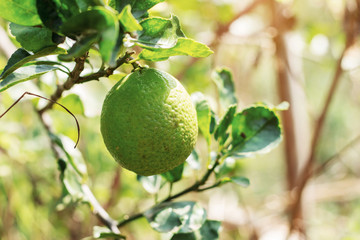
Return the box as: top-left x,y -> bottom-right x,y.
1,0 -> 360,239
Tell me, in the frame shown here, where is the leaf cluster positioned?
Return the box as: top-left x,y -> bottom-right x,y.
0,0 -> 213,92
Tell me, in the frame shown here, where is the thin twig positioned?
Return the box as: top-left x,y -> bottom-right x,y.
78,51 -> 135,83
313,135 -> 360,177
288,38 -> 352,234
117,153 -> 223,227
38,55 -> 88,114
0,92 -> 80,148
82,184 -> 121,235
175,0 -> 266,80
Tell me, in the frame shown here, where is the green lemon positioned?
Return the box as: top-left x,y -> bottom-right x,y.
100,68 -> 198,176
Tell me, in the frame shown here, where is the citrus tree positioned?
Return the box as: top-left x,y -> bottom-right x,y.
0,0 -> 283,239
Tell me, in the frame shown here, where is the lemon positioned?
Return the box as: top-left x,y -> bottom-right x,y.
100,68 -> 198,176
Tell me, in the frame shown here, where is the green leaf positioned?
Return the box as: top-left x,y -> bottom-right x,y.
161,163 -> 184,183
58,34 -> 100,61
0,46 -> 66,80
211,67 -> 237,110
133,16 -> 184,49
0,0 -> 42,26
139,38 -> 213,61
214,157 -> 236,179
214,104 -> 237,146
229,106 -> 282,157
110,0 -> 164,19
57,94 -> 85,115
186,150 -> 200,170
0,65 -> 59,92
221,176 -> 250,188
10,23 -> 58,52
76,0 -> 104,12
93,226 -> 126,239
52,135 -> 88,201
191,92 -> 212,147
60,7 -> 119,64
230,176 -> 250,187
36,0 -> 80,31
118,5 -> 142,32
0,49 -> 31,79
171,220 -> 222,240
144,201 -> 207,233
55,135 -> 88,178
137,175 -> 162,194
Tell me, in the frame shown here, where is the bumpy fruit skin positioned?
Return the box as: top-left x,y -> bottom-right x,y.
100,68 -> 198,176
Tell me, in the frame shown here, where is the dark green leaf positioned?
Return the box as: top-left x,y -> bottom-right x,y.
93,226 -> 126,239
171,220 -> 222,240
161,163 -> 184,183
0,46 -> 66,80
214,104 -> 237,146
212,67 -> 237,110
144,201 -> 207,233
137,175 -> 162,194
118,5 -> 142,32
76,0 -> 104,12
109,0 -> 164,19
60,7 -> 119,64
186,150 -> 200,170
36,0 -> 80,31
58,34 -> 100,61
0,65 -> 59,92
138,37 -> 213,61
229,106 -> 282,157
191,92 -> 212,147
209,110 -> 217,134
0,0 -> 41,26
10,23 -> 57,52
0,49 -> 31,79
134,16 -> 185,49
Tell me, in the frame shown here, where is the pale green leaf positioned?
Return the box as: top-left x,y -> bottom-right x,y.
57,94 -> 85,116
144,201 -> 207,234
135,16 -> 185,49
139,38 -> 213,61
137,175 -> 162,194
191,92 -> 212,147
0,46 -> 66,80
118,5 -> 142,32
221,176 -> 250,188
0,65 -> 59,92
186,150 -> 200,170
0,0 -> 41,26
211,67 -> 237,110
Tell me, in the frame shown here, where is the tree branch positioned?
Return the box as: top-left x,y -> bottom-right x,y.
78,51 -> 135,84
38,55 -> 88,114
32,52 -> 135,236
288,34 -> 352,234
117,153 -> 222,227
